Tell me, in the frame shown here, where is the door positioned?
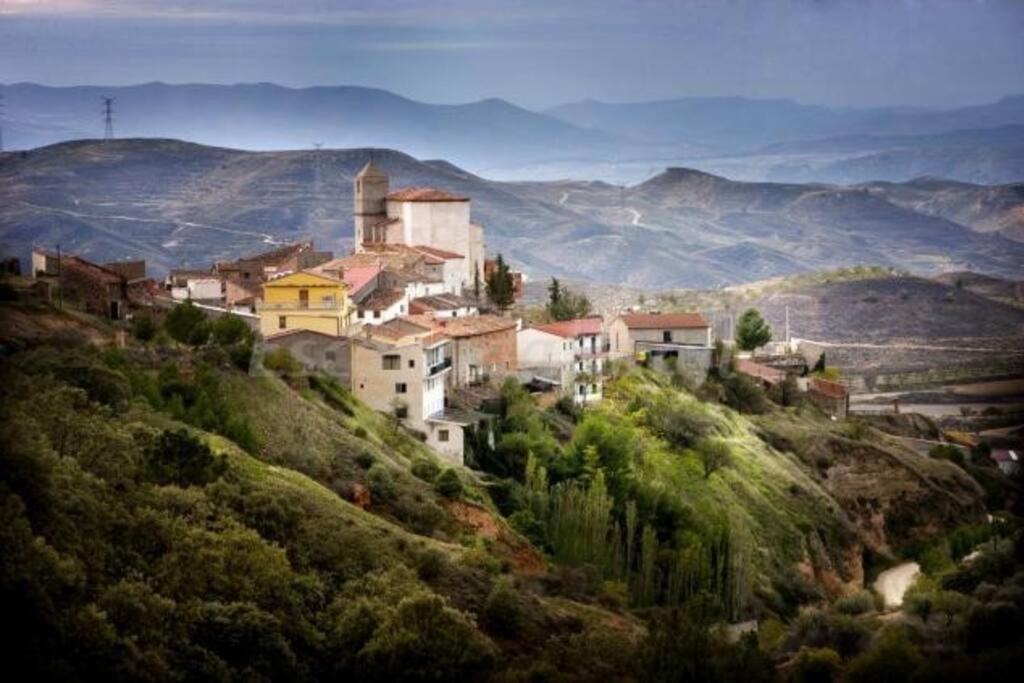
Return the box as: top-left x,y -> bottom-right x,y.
298,289 -> 309,309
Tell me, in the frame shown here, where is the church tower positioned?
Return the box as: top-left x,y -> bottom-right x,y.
353,160 -> 389,252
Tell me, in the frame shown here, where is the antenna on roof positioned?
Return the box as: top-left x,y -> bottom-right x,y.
102,96 -> 115,141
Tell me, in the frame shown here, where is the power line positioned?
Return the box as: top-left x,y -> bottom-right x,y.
102,96 -> 115,141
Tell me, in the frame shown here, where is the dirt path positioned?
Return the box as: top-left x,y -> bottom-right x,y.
795,337 -> 1024,354
873,562 -> 920,608
625,207 -> 643,226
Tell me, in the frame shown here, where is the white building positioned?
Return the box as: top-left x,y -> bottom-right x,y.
518,316 -> 605,404
353,162 -> 485,291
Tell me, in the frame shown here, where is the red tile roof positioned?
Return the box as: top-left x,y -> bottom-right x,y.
360,288 -> 405,311
533,316 -> 603,339
618,312 -> 709,330
369,317 -> 434,340
430,315 -> 517,338
735,359 -> 784,385
809,377 -> 848,399
340,265 -> 379,293
387,187 -> 469,202
413,245 -> 464,260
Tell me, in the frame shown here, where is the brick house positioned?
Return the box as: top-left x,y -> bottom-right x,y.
427,315 -> 518,388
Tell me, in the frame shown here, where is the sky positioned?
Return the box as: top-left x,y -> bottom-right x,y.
1,0 -> 1023,109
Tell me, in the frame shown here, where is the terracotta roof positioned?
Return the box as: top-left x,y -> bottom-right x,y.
413,245 -> 464,260
431,315 -> 517,338
360,288 -> 406,311
63,256 -> 125,285
369,317 -> 434,340
533,316 -> 603,339
618,312 -> 709,330
220,240 -> 312,268
410,294 -> 476,313
387,187 -> 469,202
809,377 -> 848,399
363,242 -> 444,265
735,359 -> 784,385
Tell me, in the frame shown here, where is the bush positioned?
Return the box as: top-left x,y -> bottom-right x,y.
411,458 -> 440,483
597,580 -> 629,610
131,314 -> 157,341
835,590 -> 876,616
263,346 -> 302,375
434,469 -> 463,499
211,314 -> 253,346
928,444 -> 965,467
366,464 -> 398,501
695,437 -> 733,479
482,578 -> 525,637
143,428 -> 226,487
165,301 -> 209,346
792,647 -> 841,683
415,548 -> 448,582
722,373 -> 769,414
845,626 -> 923,683
353,426 -> 368,439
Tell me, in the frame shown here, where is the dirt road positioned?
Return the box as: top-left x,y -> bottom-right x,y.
873,562 -> 920,609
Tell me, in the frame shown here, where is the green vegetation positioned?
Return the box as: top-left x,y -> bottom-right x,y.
546,277 -> 593,321
735,307 -> 772,351
485,253 -> 515,311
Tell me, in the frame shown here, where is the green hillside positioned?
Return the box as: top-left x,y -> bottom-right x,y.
1,288 -> 1022,681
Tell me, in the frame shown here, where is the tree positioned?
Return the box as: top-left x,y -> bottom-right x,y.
143,428 -> 226,486
165,301 -> 209,346
546,277 -> 592,321
211,314 -> 253,346
434,469 -> 463,499
792,648 -> 841,683
735,308 -> 771,351
696,438 -> 733,479
131,314 -> 157,342
485,254 -> 515,311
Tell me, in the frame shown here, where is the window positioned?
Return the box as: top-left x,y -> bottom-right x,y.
382,354 -> 400,370
373,310 -> 381,319
663,330 -> 673,343
408,359 -> 416,368
395,382 -> 408,394
438,429 -> 449,442
358,310 -> 365,319
278,316 -> 286,329
325,350 -> 336,361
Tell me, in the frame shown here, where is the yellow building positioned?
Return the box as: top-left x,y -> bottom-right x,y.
259,271 -> 352,337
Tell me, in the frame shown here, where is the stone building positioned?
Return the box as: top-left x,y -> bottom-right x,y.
352,162 -> 484,291
263,329 -> 352,384
427,315 -> 518,388
518,316 -> 605,404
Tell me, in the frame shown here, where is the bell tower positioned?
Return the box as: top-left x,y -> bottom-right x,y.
353,160 -> 389,252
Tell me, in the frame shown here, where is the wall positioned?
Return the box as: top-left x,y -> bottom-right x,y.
449,327 -> 517,388
264,333 -> 352,384
350,341 -> 426,424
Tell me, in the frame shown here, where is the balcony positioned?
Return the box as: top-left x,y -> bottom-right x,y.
260,301 -> 343,311
426,357 -> 452,377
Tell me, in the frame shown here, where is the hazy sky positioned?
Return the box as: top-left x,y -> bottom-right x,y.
2,0 -> 1023,109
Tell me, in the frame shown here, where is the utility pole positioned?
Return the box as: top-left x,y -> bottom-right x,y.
0,92 -> 5,152
785,305 -> 790,344
102,96 -> 115,141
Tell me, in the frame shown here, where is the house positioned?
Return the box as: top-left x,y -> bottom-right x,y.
167,269 -> 224,302
425,315 -> 518,388
31,248 -> 128,319
409,293 -> 478,319
806,377 -> 850,419
216,240 -> 333,306
518,316 -> 605,404
351,318 -> 471,462
735,358 -> 785,389
609,312 -> 713,378
102,259 -> 147,282
258,270 -> 352,337
990,449 -> 1021,477
353,162 -> 484,290
263,329 -> 352,384
357,288 -> 408,325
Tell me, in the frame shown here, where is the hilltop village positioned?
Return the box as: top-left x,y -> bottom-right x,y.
22,162 -> 863,464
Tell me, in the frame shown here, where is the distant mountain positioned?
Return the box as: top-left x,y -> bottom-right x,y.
2,139 -> 1023,287
0,82 -> 618,171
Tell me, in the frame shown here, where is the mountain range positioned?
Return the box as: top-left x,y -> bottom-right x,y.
2,138 -> 1023,287
3,83 -> 1024,185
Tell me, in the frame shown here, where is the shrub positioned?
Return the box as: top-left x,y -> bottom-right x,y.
263,346 -> 302,375
792,647 -> 841,683
597,580 -> 629,610
415,548 -> 448,582
435,469 -> 463,499
131,314 -> 157,341
411,458 -> 440,483
367,464 -> 398,501
482,578 -> 525,637
928,444 -> 965,467
143,428 -> 226,487
835,590 -> 876,616
165,301 -> 208,346
722,373 -> 769,414
845,626 -> 923,683
355,451 -> 375,469
353,426 -> 368,439
211,314 -> 252,346
695,437 -> 733,479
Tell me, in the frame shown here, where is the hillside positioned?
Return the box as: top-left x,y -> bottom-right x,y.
4,139 -> 1024,288
2,284 -> 1021,679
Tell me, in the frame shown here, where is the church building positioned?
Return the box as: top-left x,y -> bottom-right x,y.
353,162 -> 485,292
